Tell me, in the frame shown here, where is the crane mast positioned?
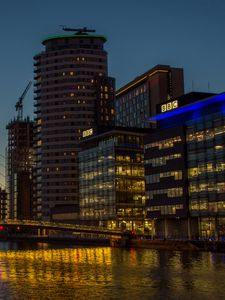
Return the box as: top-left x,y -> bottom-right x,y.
15,81 -> 32,121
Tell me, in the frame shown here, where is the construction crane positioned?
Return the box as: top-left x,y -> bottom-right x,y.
60,26 -> 96,34
15,81 -> 32,121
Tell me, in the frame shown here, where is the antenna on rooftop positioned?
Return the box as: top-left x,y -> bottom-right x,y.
208,81 -> 211,92
60,25 -> 96,34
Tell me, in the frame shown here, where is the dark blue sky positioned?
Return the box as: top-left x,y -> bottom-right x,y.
0,0 -> 225,184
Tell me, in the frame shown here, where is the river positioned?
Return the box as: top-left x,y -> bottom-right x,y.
0,241 -> 225,300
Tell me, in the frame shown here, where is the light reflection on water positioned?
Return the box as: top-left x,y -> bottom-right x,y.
0,241 -> 225,299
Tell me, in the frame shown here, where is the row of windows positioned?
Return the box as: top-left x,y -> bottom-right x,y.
145,136 -> 182,150
116,84 -> 147,102
80,182 -> 114,192
117,207 -> 144,218
36,92 -> 95,99
116,166 -> 144,177
188,163 -> 225,177
37,48 -> 104,60
116,154 -> 143,163
80,208 -> 115,220
36,75 -> 99,85
80,195 -> 114,204
80,154 -> 114,165
35,63 -> 105,73
189,182 -> 225,193
116,95 -> 148,112
147,204 -> 183,215
37,98 -> 93,108
146,187 -> 183,200
115,179 -> 145,192
145,153 -> 181,167
35,70 -> 102,80
80,177 -> 145,193
146,170 -> 182,184
40,121 -> 93,128
38,84 -> 95,93
42,151 -> 76,157
190,200 -> 225,212
80,169 -> 114,180
187,125 -> 225,142
188,150 -> 225,163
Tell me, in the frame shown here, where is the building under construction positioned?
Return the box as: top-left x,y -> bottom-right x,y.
6,82 -> 34,220
6,117 -> 34,220
0,188 -> 7,220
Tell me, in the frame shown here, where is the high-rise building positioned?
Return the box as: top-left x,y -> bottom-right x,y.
6,118 -> 34,220
34,28 -> 115,221
116,65 -> 184,128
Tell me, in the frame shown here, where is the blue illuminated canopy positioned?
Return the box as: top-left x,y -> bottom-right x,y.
148,92 -> 225,121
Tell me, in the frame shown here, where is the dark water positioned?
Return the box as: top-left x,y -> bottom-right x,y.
0,241 -> 225,300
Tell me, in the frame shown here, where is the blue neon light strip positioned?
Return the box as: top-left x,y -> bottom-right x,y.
149,93 -> 225,121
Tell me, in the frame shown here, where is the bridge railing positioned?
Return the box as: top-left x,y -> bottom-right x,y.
0,219 -> 123,235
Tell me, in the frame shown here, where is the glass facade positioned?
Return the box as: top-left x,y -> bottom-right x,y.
79,131 -> 145,230
79,138 -> 116,221
116,83 -> 150,128
187,111 -> 225,238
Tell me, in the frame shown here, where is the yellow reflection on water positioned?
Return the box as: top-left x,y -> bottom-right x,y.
0,247 -> 112,300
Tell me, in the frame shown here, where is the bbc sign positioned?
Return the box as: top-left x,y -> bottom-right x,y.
161,100 -> 178,113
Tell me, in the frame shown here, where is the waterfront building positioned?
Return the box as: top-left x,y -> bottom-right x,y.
33,28 -> 115,221
0,188 -> 7,220
78,128 -> 149,231
115,65 -> 184,128
6,118 -> 34,220
145,92 -> 225,239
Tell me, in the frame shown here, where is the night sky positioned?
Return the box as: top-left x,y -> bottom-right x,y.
0,0 -> 225,185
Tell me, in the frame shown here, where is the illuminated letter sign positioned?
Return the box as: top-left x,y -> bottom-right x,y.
161,100 -> 178,113
82,128 -> 93,138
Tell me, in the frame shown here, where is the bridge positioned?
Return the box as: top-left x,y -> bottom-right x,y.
0,219 -> 133,247
0,219 -> 125,237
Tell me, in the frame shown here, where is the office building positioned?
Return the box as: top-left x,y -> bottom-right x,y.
6,118 -> 34,220
145,92 -> 225,239
78,128 -> 148,231
116,65 -> 184,128
34,28 -> 115,221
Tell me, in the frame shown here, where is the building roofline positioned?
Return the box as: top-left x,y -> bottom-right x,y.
115,65 -> 181,97
78,126 -> 151,146
42,34 -> 107,45
149,92 -> 225,121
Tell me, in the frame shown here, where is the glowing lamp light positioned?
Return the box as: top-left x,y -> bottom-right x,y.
0,226 -> 5,231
